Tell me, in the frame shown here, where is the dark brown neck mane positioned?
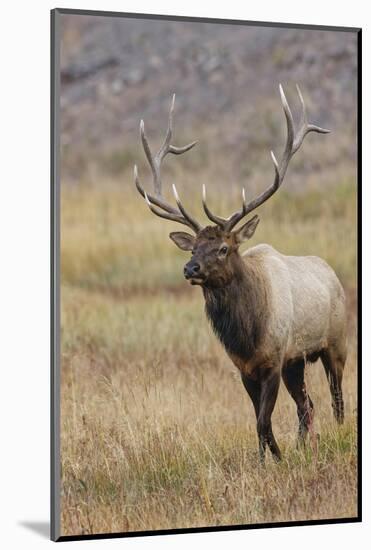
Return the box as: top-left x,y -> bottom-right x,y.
203,254 -> 268,361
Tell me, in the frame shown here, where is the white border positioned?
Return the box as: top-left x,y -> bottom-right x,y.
0,1 -> 368,548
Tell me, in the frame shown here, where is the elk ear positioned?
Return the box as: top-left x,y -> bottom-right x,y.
169,231 -> 195,251
235,215 -> 260,244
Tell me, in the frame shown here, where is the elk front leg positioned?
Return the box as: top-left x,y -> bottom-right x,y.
242,370 -> 281,463
258,369 -> 282,463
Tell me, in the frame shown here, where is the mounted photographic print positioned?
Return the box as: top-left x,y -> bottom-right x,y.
51,8 -> 361,542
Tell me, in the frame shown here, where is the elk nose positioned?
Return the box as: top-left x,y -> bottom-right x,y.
184,262 -> 201,278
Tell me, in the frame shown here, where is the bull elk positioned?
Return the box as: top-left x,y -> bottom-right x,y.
133,86 -> 347,462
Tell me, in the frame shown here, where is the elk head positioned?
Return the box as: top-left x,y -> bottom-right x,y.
134,87 -> 329,288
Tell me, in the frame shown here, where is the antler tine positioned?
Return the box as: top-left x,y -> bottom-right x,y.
296,84 -> 308,130
143,190 -> 200,230
134,95 -> 202,234
139,120 -> 158,192
172,184 -> 202,232
224,84 -> 330,232
292,84 -> 330,155
135,165 -> 201,232
202,184 -> 228,227
157,93 -> 175,160
203,184 -> 253,233
134,164 -> 179,215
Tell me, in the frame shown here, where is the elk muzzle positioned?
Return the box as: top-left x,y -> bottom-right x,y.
184,260 -> 205,285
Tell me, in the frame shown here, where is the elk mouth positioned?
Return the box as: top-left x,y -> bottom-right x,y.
189,277 -> 205,286
184,273 -> 206,285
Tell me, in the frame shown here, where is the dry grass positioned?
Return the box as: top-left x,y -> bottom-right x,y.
60,175 -> 358,536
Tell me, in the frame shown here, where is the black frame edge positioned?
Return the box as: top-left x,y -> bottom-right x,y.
356,27 -> 362,522
53,7 -> 360,33
51,7 -> 61,543
56,516 -> 360,543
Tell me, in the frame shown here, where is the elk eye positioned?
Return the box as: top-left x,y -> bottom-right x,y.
220,246 -> 228,255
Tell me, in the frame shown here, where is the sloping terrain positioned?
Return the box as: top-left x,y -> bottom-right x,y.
60,14 -> 358,187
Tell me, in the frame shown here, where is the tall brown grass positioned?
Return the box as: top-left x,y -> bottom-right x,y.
60,176 -> 357,536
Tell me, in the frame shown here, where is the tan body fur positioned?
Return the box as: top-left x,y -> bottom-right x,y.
231,244 -> 347,380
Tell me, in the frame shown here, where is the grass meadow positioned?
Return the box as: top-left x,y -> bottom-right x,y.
60,175 -> 358,536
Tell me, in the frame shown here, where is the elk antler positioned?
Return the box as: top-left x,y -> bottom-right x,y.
202,84 -> 330,232
134,94 -> 202,234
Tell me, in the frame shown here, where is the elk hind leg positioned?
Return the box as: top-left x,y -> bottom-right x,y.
282,359 -> 314,444
321,348 -> 345,424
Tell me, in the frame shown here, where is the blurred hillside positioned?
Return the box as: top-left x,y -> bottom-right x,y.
60,14 -> 358,191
